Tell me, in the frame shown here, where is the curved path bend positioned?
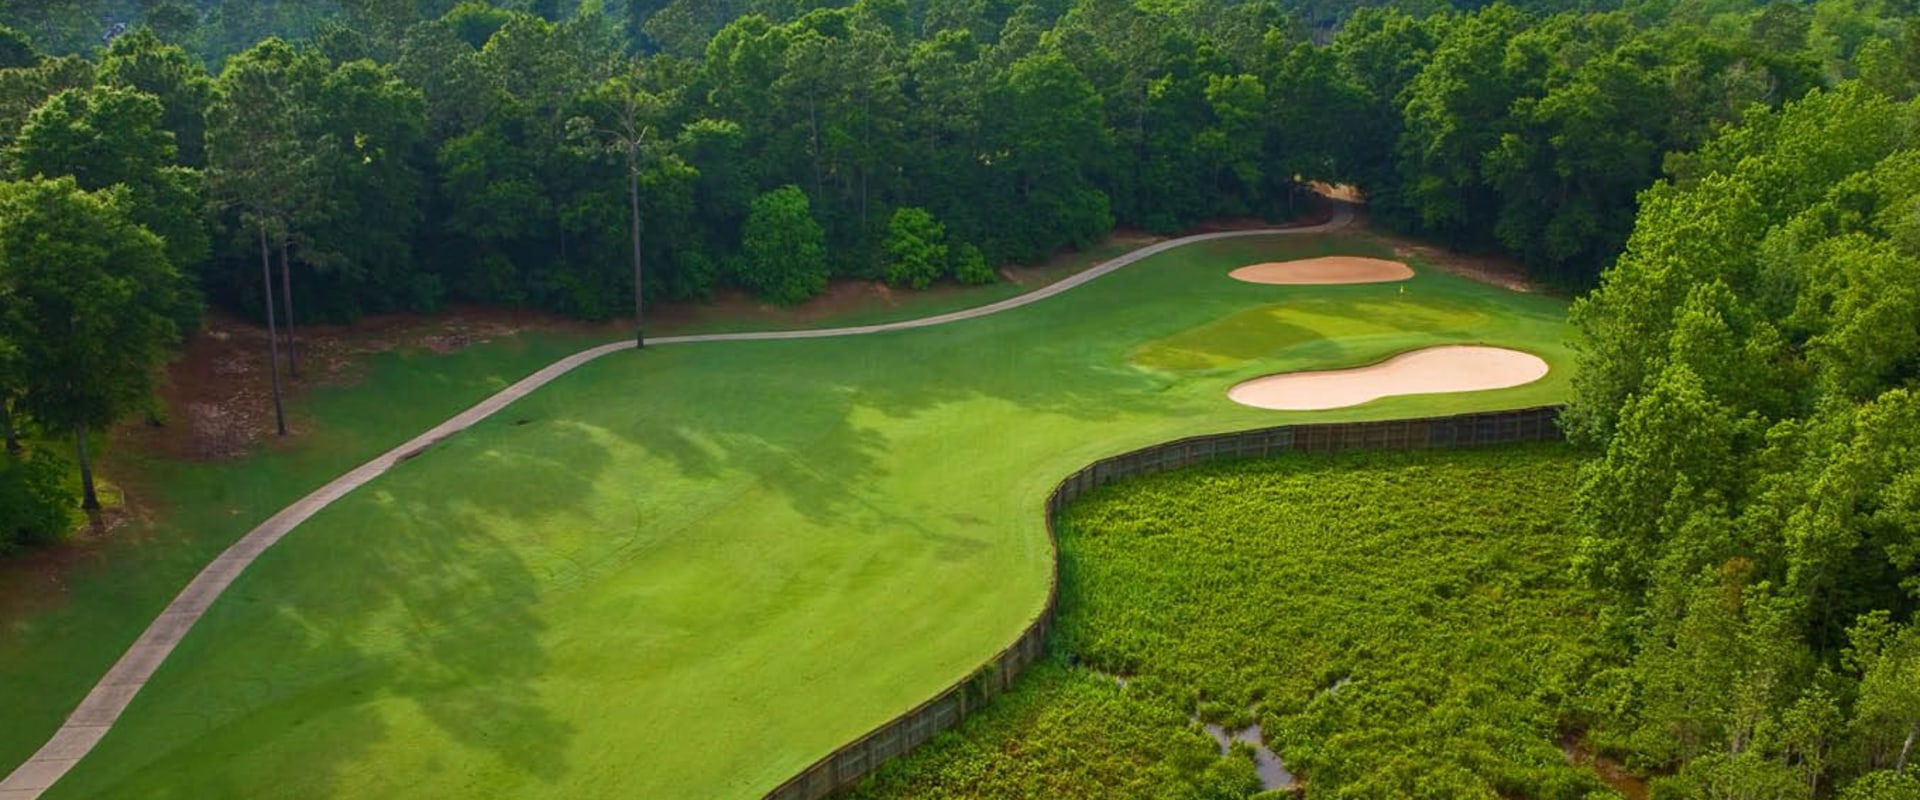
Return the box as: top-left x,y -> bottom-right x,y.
0,205 -> 1353,800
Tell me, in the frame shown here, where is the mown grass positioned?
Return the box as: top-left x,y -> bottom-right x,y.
850,445 -> 1609,800
19,231 -> 1572,799
1129,296 -> 1492,372
0,238 -> 1153,780
0,331 -> 606,777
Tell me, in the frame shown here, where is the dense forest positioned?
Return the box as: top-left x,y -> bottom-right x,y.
4,0 -> 1920,796
1,0 -> 1909,328
1563,83 -> 1920,797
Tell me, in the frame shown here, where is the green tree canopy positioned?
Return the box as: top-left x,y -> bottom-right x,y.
882,206 -> 948,289
740,184 -> 828,304
1567,84 -> 1920,793
0,176 -> 180,508
99,27 -> 215,168
11,84 -> 209,301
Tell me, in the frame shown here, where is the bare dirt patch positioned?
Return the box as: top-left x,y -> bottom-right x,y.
1563,732 -> 1650,800
119,307 -> 617,462
0,487 -> 153,625
1001,230 -> 1162,287
650,281 -> 925,331
643,197 -> 1342,331
647,234 -> 1169,333
1227,345 -> 1549,411
1308,181 -> 1363,203
1182,205 -> 1337,235
1384,240 -> 1535,294
1229,256 -> 1413,286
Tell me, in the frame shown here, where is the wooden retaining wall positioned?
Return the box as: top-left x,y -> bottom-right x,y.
763,406 -> 1566,800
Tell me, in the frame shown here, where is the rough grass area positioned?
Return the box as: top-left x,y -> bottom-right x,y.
850,660 -> 1269,799
15,231 -> 1571,799
0,331 -> 602,778
850,446 -> 1611,800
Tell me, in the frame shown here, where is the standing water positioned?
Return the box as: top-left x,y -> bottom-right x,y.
1202,722 -> 1295,791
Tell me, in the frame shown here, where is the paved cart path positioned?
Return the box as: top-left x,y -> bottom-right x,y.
0,207 -> 1351,800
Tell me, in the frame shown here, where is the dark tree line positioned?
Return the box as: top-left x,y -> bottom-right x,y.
0,0 -> 1912,607
0,0 -> 1910,336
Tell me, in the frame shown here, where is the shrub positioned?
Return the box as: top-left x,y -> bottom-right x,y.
1062,188 -> 1114,249
1841,770 -> 1920,800
849,447 -> 1605,800
738,185 -> 829,305
0,449 -> 75,553
952,242 -> 995,285
883,207 -> 949,289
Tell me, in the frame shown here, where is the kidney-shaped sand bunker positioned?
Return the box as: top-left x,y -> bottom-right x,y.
1230,256 -> 1414,285
1228,345 -> 1549,411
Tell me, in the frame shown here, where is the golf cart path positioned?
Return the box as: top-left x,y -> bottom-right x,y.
0,205 -> 1351,799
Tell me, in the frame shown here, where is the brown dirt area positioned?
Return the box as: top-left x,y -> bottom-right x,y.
1383,238 -> 1536,293
0,503 -> 137,614
1000,230 -> 1165,288
1308,181 -> 1363,203
647,280 -> 960,332
2,307 -> 622,616
648,228 -> 1187,333
112,190 -> 1358,466
642,206 -> 1335,334
119,307 -> 620,462
101,190 -> 1464,471
0,189 -> 1506,654
124,221 -> 1201,467
1562,732 -> 1650,800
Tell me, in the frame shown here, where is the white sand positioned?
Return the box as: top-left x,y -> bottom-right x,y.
1229,257 -> 1413,285
1228,346 -> 1549,411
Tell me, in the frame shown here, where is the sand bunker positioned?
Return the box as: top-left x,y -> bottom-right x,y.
1230,257 -> 1413,285
1228,346 -> 1548,411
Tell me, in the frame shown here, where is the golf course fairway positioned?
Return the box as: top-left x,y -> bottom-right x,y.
29,228 -> 1572,799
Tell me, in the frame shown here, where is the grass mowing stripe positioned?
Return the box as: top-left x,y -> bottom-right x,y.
36,230 -> 1571,799
0,230 -> 1273,787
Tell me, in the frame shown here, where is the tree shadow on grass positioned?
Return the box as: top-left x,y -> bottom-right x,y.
575,348 -> 1143,529
519,234 -> 1445,530
60,422 -> 617,799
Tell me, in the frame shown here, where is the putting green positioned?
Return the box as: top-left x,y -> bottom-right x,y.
42,232 -> 1570,799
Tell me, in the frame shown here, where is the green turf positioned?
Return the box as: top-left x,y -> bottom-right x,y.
23,231 -> 1572,799
1128,295 -> 1493,372
0,243 -> 1137,778
0,332 -> 606,778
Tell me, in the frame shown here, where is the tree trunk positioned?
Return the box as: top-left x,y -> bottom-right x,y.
261,228 -> 288,437
808,95 -> 823,199
75,425 -> 99,511
629,155 -> 645,348
859,93 -> 871,240
1,399 -> 18,456
1899,723 -> 1917,775
279,238 -> 298,378
1134,102 -> 1147,218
